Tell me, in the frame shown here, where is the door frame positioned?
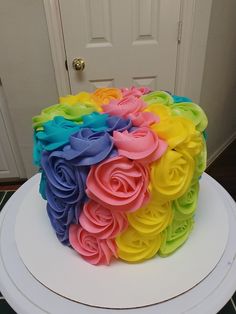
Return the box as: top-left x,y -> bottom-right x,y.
44,0 -> 212,103
0,82 -> 26,179
43,0 -> 70,96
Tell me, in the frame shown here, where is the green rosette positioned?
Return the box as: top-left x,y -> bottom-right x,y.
172,182 -> 199,221
32,102 -> 97,131
33,104 -> 64,131
142,91 -> 174,106
170,102 -> 208,132
159,217 -> 194,257
193,136 -> 207,182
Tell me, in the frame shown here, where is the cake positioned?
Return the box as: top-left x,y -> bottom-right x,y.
32,87 -> 208,265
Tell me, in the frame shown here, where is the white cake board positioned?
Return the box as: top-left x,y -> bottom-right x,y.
15,176 -> 228,309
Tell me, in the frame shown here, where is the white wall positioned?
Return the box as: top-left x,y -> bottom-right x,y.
0,0 -> 59,178
200,0 -> 236,161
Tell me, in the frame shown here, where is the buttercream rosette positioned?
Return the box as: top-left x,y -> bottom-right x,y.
32,86 -> 208,265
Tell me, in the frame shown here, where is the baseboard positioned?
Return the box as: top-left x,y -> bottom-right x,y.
207,131 -> 236,167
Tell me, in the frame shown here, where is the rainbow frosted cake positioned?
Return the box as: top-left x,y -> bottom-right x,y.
32,87 -> 207,265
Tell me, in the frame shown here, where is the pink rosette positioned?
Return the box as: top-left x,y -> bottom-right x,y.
139,86 -> 152,95
120,86 -> 151,98
69,224 -> 118,265
79,200 -> 128,239
129,111 -> 159,127
102,96 -> 146,119
113,127 -> 167,164
86,156 -> 150,212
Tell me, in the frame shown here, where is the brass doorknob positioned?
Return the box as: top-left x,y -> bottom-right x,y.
72,58 -> 85,71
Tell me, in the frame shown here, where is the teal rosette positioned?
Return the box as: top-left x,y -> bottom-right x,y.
33,113 -> 133,166
33,116 -> 82,166
39,170 -> 47,200
172,94 -> 192,103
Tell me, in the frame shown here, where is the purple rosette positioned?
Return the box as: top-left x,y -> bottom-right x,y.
106,115 -> 132,134
33,116 -> 81,166
41,150 -> 88,245
61,128 -> 116,166
46,198 -> 79,245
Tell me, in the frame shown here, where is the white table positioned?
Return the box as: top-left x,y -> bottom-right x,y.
0,173 -> 236,314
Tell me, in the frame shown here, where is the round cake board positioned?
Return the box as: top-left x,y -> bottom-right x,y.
15,176 -> 229,309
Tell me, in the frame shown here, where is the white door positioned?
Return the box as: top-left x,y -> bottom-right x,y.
0,86 -> 19,179
59,0 -> 181,93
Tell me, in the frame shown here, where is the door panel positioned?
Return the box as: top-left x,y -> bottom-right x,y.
0,111 -> 19,178
59,0 -> 181,93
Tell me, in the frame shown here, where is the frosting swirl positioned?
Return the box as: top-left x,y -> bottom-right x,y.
142,91 -> 174,106
138,86 -> 152,95
60,91 -> 96,106
86,156 -> 150,212
33,117 -> 81,165
36,117 -> 81,150
171,102 -> 208,132
102,96 -> 146,119
192,136 -> 207,182
46,194 -> 80,245
172,182 -> 199,220
61,128 -> 115,166
113,127 -> 167,164
159,217 -> 194,256
39,170 -> 46,200
144,103 -> 171,121
121,86 -> 151,98
91,88 -> 122,105
32,102 -> 97,131
152,116 -> 203,156
127,200 -> 173,236
172,95 -> 192,103
41,150 -> 88,244
116,227 -> 162,262
41,150 -> 88,203
69,225 -> 118,265
151,149 -> 195,201
79,200 -> 128,239
128,111 -> 159,127
106,115 -> 133,133
80,112 -> 109,131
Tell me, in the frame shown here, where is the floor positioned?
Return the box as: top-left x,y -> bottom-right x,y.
0,140 -> 235,314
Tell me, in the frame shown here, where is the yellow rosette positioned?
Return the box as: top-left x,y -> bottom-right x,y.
171,102 -> 208,132
91,88 -> 122,105
144,103 -> 171,121
127,200 -> 173,237
152,116 -> 203,157
151,149 -> 195,201
192,136 -> 207,182
116,227 -> 162,262
59,92 -> 102,111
